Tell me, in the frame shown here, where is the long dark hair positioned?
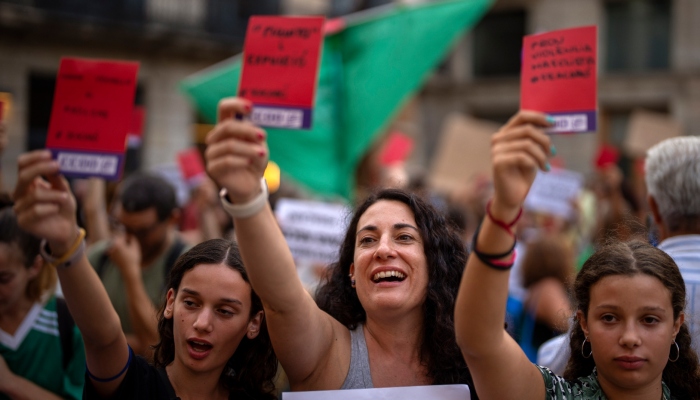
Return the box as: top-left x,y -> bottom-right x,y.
316,188 -> 471,384
564,240 -> 700,399
153,239 -> 277,399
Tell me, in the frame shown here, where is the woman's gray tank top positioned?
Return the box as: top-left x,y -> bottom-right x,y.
340,324 -> 374,389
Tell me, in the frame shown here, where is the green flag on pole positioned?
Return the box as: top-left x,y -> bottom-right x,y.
181,0 -> 493,200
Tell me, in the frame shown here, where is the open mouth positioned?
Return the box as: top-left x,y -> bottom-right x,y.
371,270 -> 407,283
188,340 -> 213,353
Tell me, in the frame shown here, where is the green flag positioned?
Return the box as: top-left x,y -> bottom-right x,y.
181,0 -> 493,200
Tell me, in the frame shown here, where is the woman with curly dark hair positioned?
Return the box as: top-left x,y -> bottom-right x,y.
205,97 -> 476,394
12,150 -> 278,400
455,110 -> 700,400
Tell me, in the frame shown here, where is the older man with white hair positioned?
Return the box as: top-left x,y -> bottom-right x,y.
537,136 -> 700,373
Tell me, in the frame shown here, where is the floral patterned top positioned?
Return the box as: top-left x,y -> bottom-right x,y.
537,366 -> 674,400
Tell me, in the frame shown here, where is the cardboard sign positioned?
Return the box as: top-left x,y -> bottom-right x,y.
274,198 -> 349,265
429,113 -> 498,194
380,131 -> 414,166
521,26 -> 597,133
239,16 -> 325,129
177,148 -> 206,187
282,385 -> 471,400
623,109 -> 682,157
127,106 -> 145,148
524,168 -> 583,219
46,57 -> 139,180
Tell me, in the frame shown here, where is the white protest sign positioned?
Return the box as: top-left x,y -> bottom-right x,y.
524,168 -> 583,219
282,384 -> 471,400
275,198 -> 350,265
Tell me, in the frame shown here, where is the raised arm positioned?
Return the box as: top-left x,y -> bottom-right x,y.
13,151 -> 130,397
205,98 -> 347,388
454,111 -> 554,400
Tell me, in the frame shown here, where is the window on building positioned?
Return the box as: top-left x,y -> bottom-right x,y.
472,10 -> 526,78
605,0 -> 671,72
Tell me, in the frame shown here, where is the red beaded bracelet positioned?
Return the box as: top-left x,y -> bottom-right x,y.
486,199 -> 523,237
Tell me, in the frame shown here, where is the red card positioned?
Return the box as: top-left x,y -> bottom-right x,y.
380,131 -> 414,166
127,106 -> 145,148
46,57 -> 139,179
239,16 -> 325,129
177,148 -> 206,183
521,26 -> 597,133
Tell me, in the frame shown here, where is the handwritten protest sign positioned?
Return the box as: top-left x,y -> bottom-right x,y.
429,113 -> 498,194
274,198 -> 349,266
521,26 -> 597,133
46,57 -> 139,180
282,384 -> 471,400
177,148 -> 206,187
623,109 -> 682,157
239,16 -> 325,129
524,167 -> 583,219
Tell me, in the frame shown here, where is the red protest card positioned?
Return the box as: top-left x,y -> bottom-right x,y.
239,16 -> 325,130
521,26 -> 597,133
177,148 -> 206,184
127,106 -> 145,148
380,131 -> 414,166
46,57 -> 139,180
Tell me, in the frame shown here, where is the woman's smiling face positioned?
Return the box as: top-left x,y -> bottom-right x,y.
579,273 -> 683,395
350,200 -> 429,318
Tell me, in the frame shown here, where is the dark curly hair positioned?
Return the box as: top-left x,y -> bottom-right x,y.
153,239 -> 278,399
315,188 -> 473,385
564,240 -> 700,399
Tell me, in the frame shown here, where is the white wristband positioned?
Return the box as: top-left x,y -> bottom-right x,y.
219,178 -> 269,219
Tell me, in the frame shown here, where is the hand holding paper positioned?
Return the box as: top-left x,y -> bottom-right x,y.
205,98 -> 269,204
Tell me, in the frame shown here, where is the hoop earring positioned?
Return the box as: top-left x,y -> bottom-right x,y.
581,336 -> 592,359
669,340 -> 680,362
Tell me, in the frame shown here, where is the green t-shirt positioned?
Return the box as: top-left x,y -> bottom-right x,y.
0,296 -> 85,400
538,365 -> 673,400
87,238 -> 188,334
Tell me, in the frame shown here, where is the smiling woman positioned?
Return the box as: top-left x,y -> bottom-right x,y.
204,97 -> 475,394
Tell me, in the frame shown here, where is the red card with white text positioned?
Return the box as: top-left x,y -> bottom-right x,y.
177,148 -> 206,185
521,26 -> 597,133
239,16 -> 325,130
46,57 -> 139,180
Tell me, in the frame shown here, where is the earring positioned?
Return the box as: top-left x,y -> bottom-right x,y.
669,340 -> 680,362
164,309 -> 172,318
247,330 -> 257,339
349,273 -> 356,288
581,336 -> 592,359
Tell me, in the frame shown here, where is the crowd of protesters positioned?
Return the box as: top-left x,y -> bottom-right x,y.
2,90 -> 700,399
